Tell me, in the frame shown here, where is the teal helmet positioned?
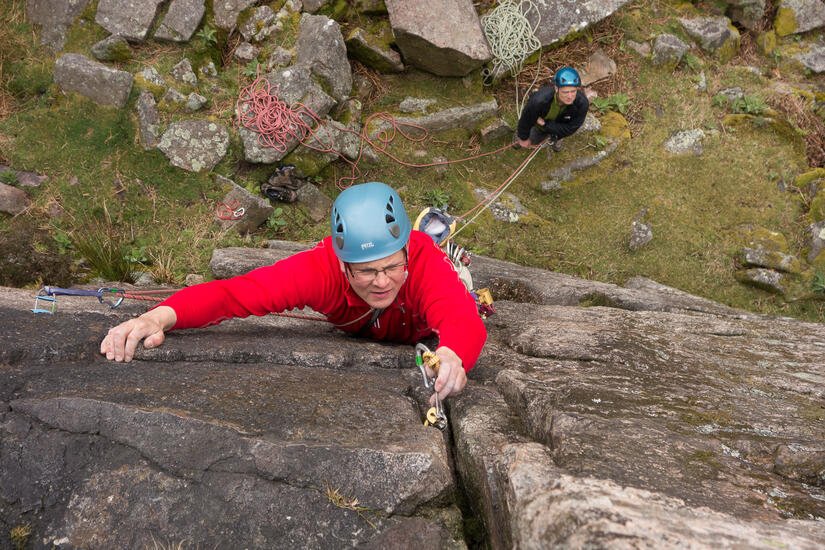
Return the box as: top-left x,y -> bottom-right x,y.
331,182 -> 412,263
554,67 -> 581,87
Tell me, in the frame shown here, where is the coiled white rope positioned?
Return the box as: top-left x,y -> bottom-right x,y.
480,0 -> 542,115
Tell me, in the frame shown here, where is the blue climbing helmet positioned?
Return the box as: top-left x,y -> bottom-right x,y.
554,67 -> 581,87
330,182 -> 412,263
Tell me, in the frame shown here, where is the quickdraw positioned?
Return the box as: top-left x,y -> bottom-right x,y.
33,286 -> 126,313
415,343 -> 448,430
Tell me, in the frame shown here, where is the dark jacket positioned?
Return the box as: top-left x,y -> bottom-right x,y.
516,87 -> 589,141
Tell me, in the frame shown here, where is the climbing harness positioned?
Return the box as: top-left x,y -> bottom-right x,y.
216,199 -> 245,220
415,343 -> 448,430
480,0 -> 543,114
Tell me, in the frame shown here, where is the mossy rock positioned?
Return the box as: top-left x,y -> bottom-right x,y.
756,30 -> 776,55
715,25 -> 740,64
282,148 -> 332,177
794,168 -> 825,188
775,7 -> 798,37
598,111 -> 631,142
133,73 -> 167,100
319,0 -> 350,20
741,226 -> 790,253
809,189 -> 825,224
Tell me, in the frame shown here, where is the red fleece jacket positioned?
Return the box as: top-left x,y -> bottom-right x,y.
159,231 -> 487,371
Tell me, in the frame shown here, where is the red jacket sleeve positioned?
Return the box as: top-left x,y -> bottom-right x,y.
160,240 -> 339,330
406,233 -> 487,371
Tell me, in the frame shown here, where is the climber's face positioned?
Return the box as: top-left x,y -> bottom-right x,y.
556,86 -> 578,105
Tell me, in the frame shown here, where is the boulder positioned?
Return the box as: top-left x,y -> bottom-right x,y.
807,221 -> 825,263
234,42 -> 260,62
369,100 -> 499,136
213,0 -> 257,30
0,167 -> 47,188
774,0 -> 825,36
156,120 -> 230,172
651,33 -> 690,69
523,0 -> 631,48
295,14 -> 352,102
155,0 -> 205,42
798,45 -> 825,73
541,139 -> 618,192
579,47 -> 616,86
54,53 -> 134,108
161,87 -> 187,106
214,175 -> 274,234
679,16 -> 740,63
295,183 -> 334,222
626,39 -> 651,57
90,35 -> 132,62
135,91 -> 161,150
345,26 -> 405,73
239,5 -> 277,43
629,219 -> 653,251
267,47 -> 293,70
664,129 -> 705,155
200,61 -> 218,78
472,188 -> 527,223
238,66 -> 336,164
0,183 -> 30,215
385,0 -> 491,77
398,97 -> 438,114
186,92 -> 207,111
26,0 -> 90,51
479,118 -> 512,144
736,267 -> 786,293
723,0 -> 767,30
739,247 -> 802,273
287,118 -> 379,176
95,0 -> 164,41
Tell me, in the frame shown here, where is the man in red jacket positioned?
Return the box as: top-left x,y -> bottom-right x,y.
100,182 -> 487,403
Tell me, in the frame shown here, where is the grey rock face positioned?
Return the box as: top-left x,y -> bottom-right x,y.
798,45 -> 825,73
26,0 -> 90,51
239,5 -> 276,42
524,0 -> 631,48
90,34 -> 132,61
213,0 -> 256,30
238,66 -> 336,163
399,97 -> 438,114
740,247 -> 802,273
169,58 -> 198,86
296,14 -> 353,102
95,0 -> 164,41
54,53 -> 134,108
155,0 -> 205,42
136,91 -> 161,150
651,33 -> 690,67
385,0 -> 491,76
157,120 -> 230,172
214,176 -> 274,234
776,0 -> 825,35
295,182 -> 333,222
0,183 -> 30,215
724,0 -> 767,29
664,129 -> 705,155
345,27 -> 405,73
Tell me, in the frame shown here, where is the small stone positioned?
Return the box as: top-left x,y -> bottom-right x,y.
235,42 -> 260,62
140,67 -> 166,88
267,47 -> 293,70
169,59 -> 198,86
186,92 -> 207,111
185,273 -> 205,286
90,35 -> 132,62
717,87 -> 744,101
629,219 -> 653,251
664,129 -> 705,156
199,61 -> 218,78
626,39 -> 650,57
162,88 -> 187,104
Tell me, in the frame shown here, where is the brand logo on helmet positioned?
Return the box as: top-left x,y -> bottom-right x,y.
361,242 -> 374,250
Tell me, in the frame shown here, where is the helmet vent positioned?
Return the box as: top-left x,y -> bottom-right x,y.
389,224 -> 400,238
385,213 -> 396,224
336,223 -> 344,233
335,236 -> 344,249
